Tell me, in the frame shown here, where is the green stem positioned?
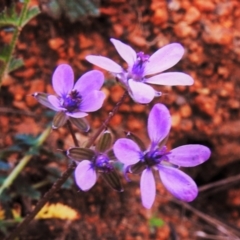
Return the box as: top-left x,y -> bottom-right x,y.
0,0 -> 30,87
0,126 -> 51,196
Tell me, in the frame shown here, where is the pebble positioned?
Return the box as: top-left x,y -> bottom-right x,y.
48,38 -> 64,50
184,7 -> 201,24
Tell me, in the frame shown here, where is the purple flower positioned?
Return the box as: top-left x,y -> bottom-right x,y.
67,131 -> 123,191
113,104 -> 211,209
86,38 -> 193,104
33,64 -> 105,130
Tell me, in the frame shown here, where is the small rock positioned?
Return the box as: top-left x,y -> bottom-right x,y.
174,21 -> 192,38
184,7 -> 201,24
229,99 -> 240,109
110,85 -> 125,103
194,0 -> 215,12
195,95 -> 216,116
132,104 -> 146,113
202,22 -> 233,45
152,8 -> 168,25
171,112 -> 181,128
180,104 -> 192,118
129,35 -> 147,48
48,38 -> 64,50
109,114 -> 123,128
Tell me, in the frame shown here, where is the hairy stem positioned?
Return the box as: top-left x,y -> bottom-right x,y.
0,0 -> 30,87
67,120 -> 79,147
5,91 -> 128,240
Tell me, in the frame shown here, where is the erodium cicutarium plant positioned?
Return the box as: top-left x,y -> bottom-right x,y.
113,104 -> 211,209
86,38 -> 194,103
8,38 -> 212,240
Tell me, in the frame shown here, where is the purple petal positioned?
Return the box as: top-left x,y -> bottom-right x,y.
48,95 -> 66,111
140,168 -> 156,209
110,38 -> 136,67
148,104 -> 171,147
75,160 -> 97,191
113,138 -> 141,165
144,43 -> 184,76
86,55 -> 123,73
145,72 -> 194,86
52,64 -> 74,97
32,92 -> 60,111
79,91 -> 105,112
73,70 -> 104,94
168,145 -> 211,167
159,165 -> 198,202
128,79 -> 155,104
66,112 -> 88,118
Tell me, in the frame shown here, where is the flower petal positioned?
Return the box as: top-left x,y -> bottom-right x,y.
52,64 -> 74,97
75,160 -> 97,191
73,70 -> 104,94
86,55 -> 123,73
144,43 -> 184,76
168,145 -> 211,167
110,38 -> 136,67
148,103 -> 171,147
113,138 -> 142,165
128,79 -> 155,104
52,111 -> 68,129
66,112 -> 88,118
79,90 -> 105,112
32,92 -> 59,111
146,72 -> 194,86
140,168 -> 156,209
159,165 -> 198,202
48,95 -> 66,111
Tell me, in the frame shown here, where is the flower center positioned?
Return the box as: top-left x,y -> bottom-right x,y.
61,90 -> 82,112
131,52 -> 149,81
95,154 -> 113,173
143,146 -> 168,167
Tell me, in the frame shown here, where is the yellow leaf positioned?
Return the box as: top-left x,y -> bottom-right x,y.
35,203 -> 79,220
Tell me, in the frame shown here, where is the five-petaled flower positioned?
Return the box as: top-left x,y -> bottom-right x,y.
86,38 -> 194,104
113,103 -> 211,209
67,131 -> 123,192
33,64 -> 105,130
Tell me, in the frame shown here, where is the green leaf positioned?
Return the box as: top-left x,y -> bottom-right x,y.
149,217 -> 164,228
0,4 -> 19,27
8,57 -> 24,73
15,134 -> 37,146
21,6 -> 40,27
0,45 -> 11,62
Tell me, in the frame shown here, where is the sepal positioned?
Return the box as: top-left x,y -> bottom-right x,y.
52,111 -> 68,129
96,130 -> 112,153
67,147 -> 95,161
101,170 -> 123,192
69,117 -> 90,132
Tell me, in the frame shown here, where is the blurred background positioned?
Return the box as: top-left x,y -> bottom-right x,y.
0,0 -> 240,239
